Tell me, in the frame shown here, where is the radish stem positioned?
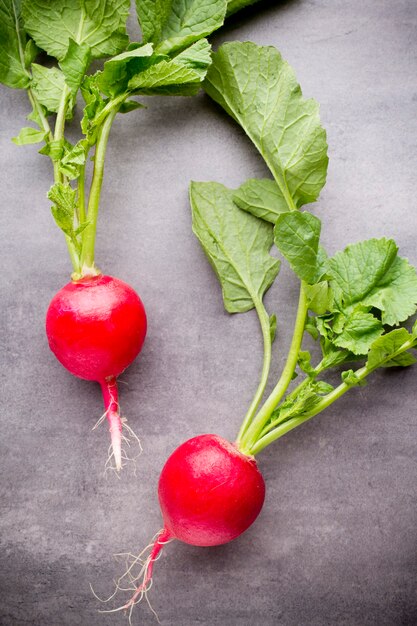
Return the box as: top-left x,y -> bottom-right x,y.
54,85 -> 71,148
236,296 -> 272,443
77,161 -> 87,224
239,285 -> 308,453
81,107 -> 118,274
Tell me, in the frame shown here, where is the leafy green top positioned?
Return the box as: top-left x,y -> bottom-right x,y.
191,41 -> 417,456
0,0 -> 261,276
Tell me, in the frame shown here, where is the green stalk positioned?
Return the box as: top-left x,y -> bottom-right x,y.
52,85 -> 81,274
54,86 -> 71,147
77,162 -> 87,224
80,107 -> 118,274
236,297 -> 272,443
239,284 -> 308,453
237,166 -> 300,450
249,336 -> 416,455
27,88 -> 52,138
28,85 -> 80,273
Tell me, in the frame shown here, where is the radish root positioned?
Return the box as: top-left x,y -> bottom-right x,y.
92,529 -> 173,623
103,419 -> 142,477
94,377 -> 142,473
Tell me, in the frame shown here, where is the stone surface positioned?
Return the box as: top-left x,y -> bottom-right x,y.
1,1 -> 416,625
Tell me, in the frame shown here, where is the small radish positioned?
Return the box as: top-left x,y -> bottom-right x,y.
2,0 -> 247,480
158,434 -> 265,546
109,434 -> 265,613
46,274 -> 147,470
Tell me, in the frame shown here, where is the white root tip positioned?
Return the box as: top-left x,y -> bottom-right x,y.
110,424 -> 122,471
106,406 -> 123,471
103,417 -> 142,475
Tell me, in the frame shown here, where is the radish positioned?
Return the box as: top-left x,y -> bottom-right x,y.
100,41 -> 417,620
2,0 -> 259,470
108,434 -> 265,613
158,434 -> 265,546
46,275 -> 147,469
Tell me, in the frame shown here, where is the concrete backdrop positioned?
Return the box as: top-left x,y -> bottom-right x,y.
1,1 -> 416,624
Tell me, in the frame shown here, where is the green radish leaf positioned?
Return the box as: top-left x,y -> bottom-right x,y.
233,179 -> 288,224
59,139 -> 88,179
298,351 -> 315,377
305,317 -> 319,341
385,351 -> 417,367
48,182 -> 77,237
136,0 -> 227,55
59,39 -> 91,97
303,281 -> 332,315
274,211 -> 322,284
30,64 -> 67,114
172,39 -> 212,78
74,220 -> 90,236
190,181 -> 280,313
98,43 -> 155,97
128,59 -> 202,96
81,73 -> 106,120
367,328 -> 416,369
332,308 -> 383,355
128,41 -> 211,96
319,341 -> 360,370
22,0 -> 130,61
270,378 -> 331,425
0,0 -> 30,89
38,138 -> 66,161
136,0 -> 172,45
24,39 -> 39,68
341,369 -> 366,387
315,381 -> 334,394
314,240 -> 417,363
80,73 -> 107,141
12,126 -> 47,144
327,238 -> 417,326
204,42 -> 328,211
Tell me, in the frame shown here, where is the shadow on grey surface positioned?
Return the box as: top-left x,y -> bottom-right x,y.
226,0 -> 298,24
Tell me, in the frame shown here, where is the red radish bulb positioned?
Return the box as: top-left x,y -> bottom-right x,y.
159,434 -> 265,545
121,434 -> 265,610
46,274 -> 147,469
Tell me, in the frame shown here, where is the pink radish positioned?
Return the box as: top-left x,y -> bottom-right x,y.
46,274 -> 147,469
116,434 -> 265,611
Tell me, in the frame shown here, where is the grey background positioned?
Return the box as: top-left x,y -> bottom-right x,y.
1,1 -> 416,624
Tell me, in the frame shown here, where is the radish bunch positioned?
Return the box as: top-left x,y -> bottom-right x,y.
2,0 -> 416,622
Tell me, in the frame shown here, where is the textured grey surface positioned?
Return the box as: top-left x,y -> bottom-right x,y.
1,1 -> 417,625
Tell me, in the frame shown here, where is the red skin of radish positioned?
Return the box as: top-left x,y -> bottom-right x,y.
124,434 -> 265,608
159,434 -> 265,546
45,274 -> 147,469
